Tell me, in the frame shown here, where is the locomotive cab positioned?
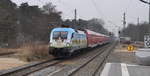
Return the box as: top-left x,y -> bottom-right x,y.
50,28 -> 74,48
49,28 -> 87,57
49,28 -> 75,57
49,27 -> 109,57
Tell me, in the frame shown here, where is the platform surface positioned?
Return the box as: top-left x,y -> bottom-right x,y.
100,63 -> 150,76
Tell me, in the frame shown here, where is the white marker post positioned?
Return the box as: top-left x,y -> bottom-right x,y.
135,35 -> 150,65
144,35 -> 150,48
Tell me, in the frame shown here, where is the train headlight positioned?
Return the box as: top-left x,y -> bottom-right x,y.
49,43 -> 53,46
66,43 -> 70,47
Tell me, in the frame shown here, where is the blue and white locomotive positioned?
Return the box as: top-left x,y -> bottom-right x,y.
49,28 -> 87,57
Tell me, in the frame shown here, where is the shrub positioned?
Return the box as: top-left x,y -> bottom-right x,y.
18,42 -> 53,62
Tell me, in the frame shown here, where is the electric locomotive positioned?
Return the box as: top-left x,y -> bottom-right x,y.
49,28 -> 87,57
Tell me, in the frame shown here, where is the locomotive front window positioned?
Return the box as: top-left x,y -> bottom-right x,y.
53,32 -> 60,39
53,31 -> 68,39
60,31 -> 68,39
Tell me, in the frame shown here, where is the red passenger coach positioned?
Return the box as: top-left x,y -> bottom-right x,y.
85,29 -> 109,48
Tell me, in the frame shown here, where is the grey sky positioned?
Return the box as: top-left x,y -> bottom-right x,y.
11,0 -> 148,35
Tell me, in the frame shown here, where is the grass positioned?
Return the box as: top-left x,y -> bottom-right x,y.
17,42 -> 53,62
0,42 -> 53,62
0,48 -> 16,54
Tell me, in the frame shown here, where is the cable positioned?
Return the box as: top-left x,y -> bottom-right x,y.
125,0 -> 133,12
89,0 -> 105,19
57,0 -> 87,19
56,0 -> 76,19
89,0 -> 120,29
140,0 -> 150,4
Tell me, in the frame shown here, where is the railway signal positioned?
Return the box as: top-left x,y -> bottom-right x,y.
118,31 -> 121,34
109,32 -> 112,36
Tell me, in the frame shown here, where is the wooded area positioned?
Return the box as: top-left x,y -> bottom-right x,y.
121,22 -> 150,41
0,0 -> 108,47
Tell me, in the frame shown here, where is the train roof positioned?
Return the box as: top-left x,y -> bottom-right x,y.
52,28 -> 75,32
77,30 -> 85,34
85,29 -> 106,36
52,28 -> 86,34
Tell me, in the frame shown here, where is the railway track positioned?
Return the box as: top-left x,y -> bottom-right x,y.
0,42 -> 116,76
0,58 -> 63,76
45,42 -> 116,76
68,42 -> 116,76
0,52 -> 16,57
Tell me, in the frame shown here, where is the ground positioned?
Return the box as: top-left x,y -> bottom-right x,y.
0,42 -> 147,76
0,48 -> 27,71
100,42 -> 150,76
0,58 -> 27,70
107,43 -> 137,64
0,44 -> 51,71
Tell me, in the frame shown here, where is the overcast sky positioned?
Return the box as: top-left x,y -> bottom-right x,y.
11,0 -> 149,35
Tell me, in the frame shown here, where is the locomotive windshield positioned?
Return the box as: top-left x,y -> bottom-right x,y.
53,31 -> 68,39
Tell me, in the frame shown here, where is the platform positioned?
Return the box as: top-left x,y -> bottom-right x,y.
100,63 -> 150,76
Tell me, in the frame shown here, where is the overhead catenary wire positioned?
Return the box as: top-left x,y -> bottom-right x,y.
39,0 -> 119,28
56,0 -> 88,19
125,0 -> 133,12
89,0 -> 105,19
89,0 -> 120,28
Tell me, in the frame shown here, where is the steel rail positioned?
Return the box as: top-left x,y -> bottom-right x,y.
92,42 -> 117,76
0,52 -> 16,56
0,58 -> 62,76
68,43 -> 113,76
